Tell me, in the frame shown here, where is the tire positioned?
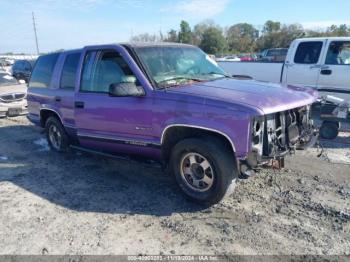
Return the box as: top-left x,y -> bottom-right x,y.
320,121 -> 339,140
169,137 -> 238,206
45,116 -> 70,152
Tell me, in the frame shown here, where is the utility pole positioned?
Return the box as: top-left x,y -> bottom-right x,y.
32,11 -> 39,54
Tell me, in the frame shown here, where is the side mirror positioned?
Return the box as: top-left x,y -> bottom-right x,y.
109,82 -> 145,97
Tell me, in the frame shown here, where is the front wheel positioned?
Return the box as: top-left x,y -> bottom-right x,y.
45,117 -> 70,152
169,138 -> 238,206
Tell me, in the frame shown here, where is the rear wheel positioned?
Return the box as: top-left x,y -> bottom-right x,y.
45,117 -> 70,152
169,138 -> 238,206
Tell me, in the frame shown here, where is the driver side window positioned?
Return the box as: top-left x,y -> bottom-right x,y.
80,50 -> 139,93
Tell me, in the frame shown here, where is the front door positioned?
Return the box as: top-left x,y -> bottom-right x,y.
317,40 -> 350,101
285,41 -> 325,88
74,47 -> 156,155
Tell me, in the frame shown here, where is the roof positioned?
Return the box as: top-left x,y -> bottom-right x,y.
36,43 -> 195,57
295,37 -> 350,42
121,42 -> 195,48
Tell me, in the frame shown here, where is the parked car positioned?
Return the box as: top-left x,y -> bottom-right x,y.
216,56 -> 241,62
0,58 -> 11,67
12,59 -> 36,82
259,48 -> 288,62
219,37 -> 350,101
0,73 -> 28,117
0,59 -> 10,74
27,43 -> 318,205
238,54 -> 256,62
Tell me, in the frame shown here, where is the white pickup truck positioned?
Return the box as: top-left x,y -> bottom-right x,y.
219,37 -> 350,101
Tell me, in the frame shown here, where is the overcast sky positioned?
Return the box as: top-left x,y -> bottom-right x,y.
1,0 -> 350,54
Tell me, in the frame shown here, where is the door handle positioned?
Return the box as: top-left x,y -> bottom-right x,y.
321,69 -> 332,75
75,101 -> 85,108
54,96 -> 61,102
310,65 -> 321,69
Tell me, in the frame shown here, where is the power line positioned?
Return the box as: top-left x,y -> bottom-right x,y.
32,11 -> 40,54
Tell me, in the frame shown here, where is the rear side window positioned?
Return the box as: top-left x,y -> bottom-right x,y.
60,53 -> 81,90
294,42 -> 323,64
325,41 -> 350,65
29,53 -> 59,88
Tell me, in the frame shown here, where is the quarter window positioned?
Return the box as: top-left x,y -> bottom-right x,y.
80,50 -> 138,93
294,42 -> 323,64
325,41 -> 350,65
60,53 -> 81,90
29,53 -> 59,88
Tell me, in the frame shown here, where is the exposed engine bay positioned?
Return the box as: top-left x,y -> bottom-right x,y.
243,105 -> 318,171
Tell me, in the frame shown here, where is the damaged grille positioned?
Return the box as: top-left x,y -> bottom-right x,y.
252,106 -> 312,158
0,93 -> 26,103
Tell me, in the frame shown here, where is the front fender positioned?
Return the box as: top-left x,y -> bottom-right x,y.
159,116 -> 251,159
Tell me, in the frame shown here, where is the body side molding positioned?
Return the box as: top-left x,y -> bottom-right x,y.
160,124 -> 236,152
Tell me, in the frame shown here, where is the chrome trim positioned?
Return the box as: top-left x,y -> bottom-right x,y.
161,124 -> 236,152
39,108 -> 64,125
77,132 -> 161,148
64,123 -> 76,129
0,92 -> 26,102
40,108 -> 76,129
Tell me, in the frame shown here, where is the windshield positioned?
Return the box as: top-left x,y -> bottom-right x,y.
0,73 -> 18,86
134,46 -> 228,88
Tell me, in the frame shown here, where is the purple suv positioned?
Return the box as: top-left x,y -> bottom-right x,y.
27,43 -> 318,205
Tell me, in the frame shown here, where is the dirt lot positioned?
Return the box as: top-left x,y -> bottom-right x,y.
0,116 -> 349,255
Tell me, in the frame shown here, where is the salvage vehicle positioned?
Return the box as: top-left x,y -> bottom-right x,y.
27,43 -> 318,205
216,55 -> 241,62
219,37 -> 350,101
0,73 -> 28,117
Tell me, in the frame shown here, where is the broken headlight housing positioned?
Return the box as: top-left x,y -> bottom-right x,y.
248,105 -> 315,167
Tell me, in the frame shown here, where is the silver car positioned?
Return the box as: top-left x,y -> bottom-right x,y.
0,73 -> 27,117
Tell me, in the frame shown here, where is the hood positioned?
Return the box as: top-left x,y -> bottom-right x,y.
167,78 -> 318,115
0,83 -> 27,96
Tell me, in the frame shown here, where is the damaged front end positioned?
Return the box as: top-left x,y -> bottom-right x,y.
241,105 -> 318,174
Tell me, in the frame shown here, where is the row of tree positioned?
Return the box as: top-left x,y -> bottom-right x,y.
130,20 -> 350,55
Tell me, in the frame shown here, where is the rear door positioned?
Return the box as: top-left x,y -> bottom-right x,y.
284,41 -> 325,88
74,46 -> 155,154
317,40 -> 350,100
54,51 -> 81,128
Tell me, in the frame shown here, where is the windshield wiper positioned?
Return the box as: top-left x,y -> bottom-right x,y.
157,76 -> 203,89
203,72 -> 231,78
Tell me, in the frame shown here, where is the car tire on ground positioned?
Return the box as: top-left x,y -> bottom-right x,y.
45,116 -> 70,152
169,137 -> 238,206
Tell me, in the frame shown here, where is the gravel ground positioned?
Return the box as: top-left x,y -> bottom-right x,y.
0,116 -> 349,255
